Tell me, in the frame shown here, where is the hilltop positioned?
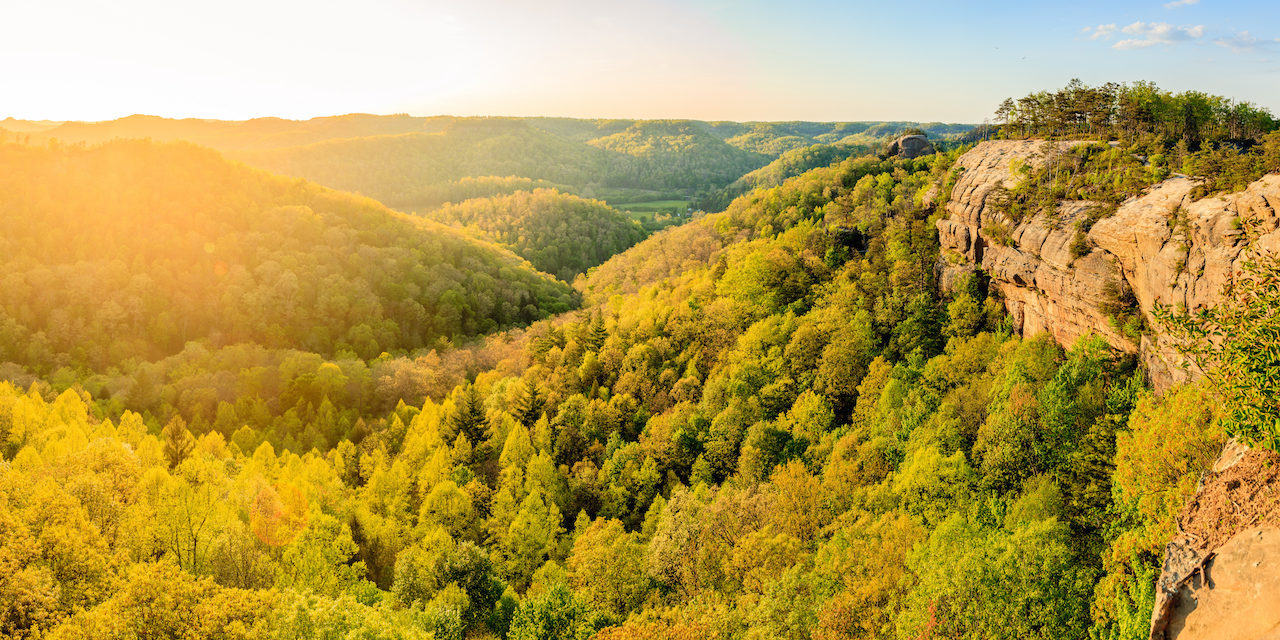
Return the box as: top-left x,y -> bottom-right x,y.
428,189 -> 647,282
0,138 -> 574,372
5,113 -> 974,210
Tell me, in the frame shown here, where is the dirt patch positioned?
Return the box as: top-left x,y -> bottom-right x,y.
1150,441 -> 1280,640
1178,442 -> 1280,550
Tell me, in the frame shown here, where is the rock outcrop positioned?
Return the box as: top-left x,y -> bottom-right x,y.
1150,442 -> 1280,640
885,134 -> 935,159
937,140 -> 1280,391
937,140 -> 1280,640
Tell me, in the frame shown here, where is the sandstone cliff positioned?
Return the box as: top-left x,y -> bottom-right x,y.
937,140 -> 1280,390
936,140 -> 1280,640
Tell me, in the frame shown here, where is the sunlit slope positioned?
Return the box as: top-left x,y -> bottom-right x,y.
579,152 -> 924,299
0,140 -> 575,371
586,120 -> 769,191
233,119 -> 614,211
20,115 -> 974,214
234,118 -> 777,209
429,189 -> 648,281
695,142 -> 875,211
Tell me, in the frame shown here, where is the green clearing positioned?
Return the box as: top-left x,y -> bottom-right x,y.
611,199 -> 691,231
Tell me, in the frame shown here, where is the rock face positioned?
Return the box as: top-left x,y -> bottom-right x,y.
1160,527 -> 1280,640
886,134 -> 935,159
937,140 -> 1280,391
1150,441 -> 1280,640
937,141 -> 1280,640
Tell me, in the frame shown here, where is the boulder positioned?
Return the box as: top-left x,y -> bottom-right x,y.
886,134 -> 935,159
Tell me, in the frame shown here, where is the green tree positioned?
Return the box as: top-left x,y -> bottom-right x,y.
162,416 -> 196,468
1158,252 -> 1280,450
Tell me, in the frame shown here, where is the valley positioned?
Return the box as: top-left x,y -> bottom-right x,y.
2,79 -> 1280,640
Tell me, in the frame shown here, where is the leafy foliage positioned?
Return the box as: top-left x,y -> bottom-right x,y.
1157,251 -> 1280,450
694,143 -> 874,212
995,80 -> 1280,200
430,189 -> 648,281
0,140 -> 574,372
996,79 -> 1276,145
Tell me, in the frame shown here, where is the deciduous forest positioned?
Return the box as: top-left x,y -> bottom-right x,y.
1,80 -> 1278,640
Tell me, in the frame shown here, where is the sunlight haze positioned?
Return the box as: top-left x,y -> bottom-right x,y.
6,0 -> 1279,122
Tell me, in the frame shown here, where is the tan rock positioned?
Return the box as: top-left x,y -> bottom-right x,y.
885,134 -> 935,159
1160,526 -> 1280,640
937,140 -> 1280,390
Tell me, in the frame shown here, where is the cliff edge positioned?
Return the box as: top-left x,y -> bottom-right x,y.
937,140 -> 1280,640
938,140 -> 1280,391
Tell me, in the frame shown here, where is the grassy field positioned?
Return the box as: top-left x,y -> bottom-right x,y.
609,199 -> 690,232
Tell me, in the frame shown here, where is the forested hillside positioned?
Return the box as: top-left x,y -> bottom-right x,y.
235,119 -> 770,209
0,139 -> 575,373
0,124 -> 1240,640
710,120 -> 973,154
585,121 -> 769,191
9,115 -> 974,217
413,176 -> 576,212
429,190 -> 648,282
233,120 -> 618,211
692,143 -> 874,212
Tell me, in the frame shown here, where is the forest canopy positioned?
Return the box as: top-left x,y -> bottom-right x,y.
429,189 -> 648,282
0,138 -> 1229,640
0,139 -> 575,372
2,84 -> 1273,640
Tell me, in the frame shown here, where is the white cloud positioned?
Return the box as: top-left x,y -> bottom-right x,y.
1112,21 -> 1205,49
1163,0 -> 1199,8
1214,30 -> 1280,53
1084,23 -> 1118,40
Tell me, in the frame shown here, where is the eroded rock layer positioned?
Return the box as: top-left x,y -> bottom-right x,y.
937,140 -> 1280,640
937,140 -> 1280,391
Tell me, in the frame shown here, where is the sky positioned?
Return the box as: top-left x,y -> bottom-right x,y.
3,0 -> 1279,123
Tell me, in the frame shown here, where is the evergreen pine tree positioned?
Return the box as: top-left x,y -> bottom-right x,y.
450,384 -> 488,444
514,381 -> 545,428
162,415 -> 195,468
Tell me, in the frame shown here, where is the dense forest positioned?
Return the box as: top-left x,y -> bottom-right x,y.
692,143 -> 873,212
232,120 -> 618,211
429,190 -> 648,282
586,121 -> 770,193
234,119 -> 770,209
0,113 -> 1256,640
413,177 -> 576,212
0,140 -> 574,373
1,115 -> 975,214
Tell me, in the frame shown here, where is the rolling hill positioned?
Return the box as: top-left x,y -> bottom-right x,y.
428,189 -> 648,282
0,139 -> 575,372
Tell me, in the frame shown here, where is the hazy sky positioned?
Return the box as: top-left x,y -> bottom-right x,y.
4,0 -> 1279,123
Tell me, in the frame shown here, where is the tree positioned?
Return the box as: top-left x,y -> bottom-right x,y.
508,584 -> 602,640
500,488 -> 563,591
567,519 -> 650,616
513,381 -> 546,428
162,416 -> 196,468
448,384 -> 488,445
1158,250 -> 1280,450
